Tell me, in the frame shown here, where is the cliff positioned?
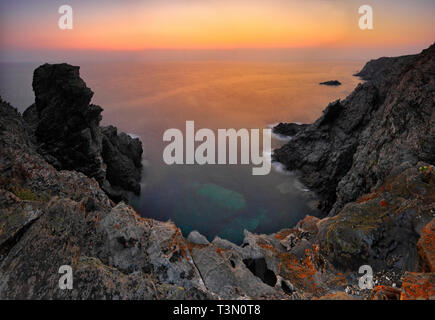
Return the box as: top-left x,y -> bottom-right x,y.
0,45 -> 434,300
274,44 -> 435,215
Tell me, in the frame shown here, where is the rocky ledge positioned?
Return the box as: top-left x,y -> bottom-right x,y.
0,45 -> 434,299
23,63 -> 143,202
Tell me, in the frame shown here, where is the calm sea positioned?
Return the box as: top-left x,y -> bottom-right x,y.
0,60 -> 363,243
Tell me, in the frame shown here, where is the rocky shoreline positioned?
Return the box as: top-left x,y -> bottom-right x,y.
0,44 -> 434,299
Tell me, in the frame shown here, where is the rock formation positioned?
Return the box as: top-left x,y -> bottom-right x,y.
23,63 -> 142,202
0,44 -> 434,300
274,44 -> 435,215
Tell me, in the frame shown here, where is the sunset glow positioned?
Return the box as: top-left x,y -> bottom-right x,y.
1,0 -> 433,52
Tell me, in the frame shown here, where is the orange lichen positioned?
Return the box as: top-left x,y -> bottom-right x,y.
274,229 -> 294,240
417,218 -> 435,272
296,216 -> 320,233
186,242 -> 208,253
256,240 -> 274,251
356,193 -> 378,203
370,285 -> 401,300
167,226 -> 189,260
215,247 -> 228,256
379,200 -> 389,207
400,272 -> 435,300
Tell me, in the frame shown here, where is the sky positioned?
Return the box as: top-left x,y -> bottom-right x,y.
0,0 -> 434,61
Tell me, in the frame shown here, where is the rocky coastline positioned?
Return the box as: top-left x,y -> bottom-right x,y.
0,44 -> 433,299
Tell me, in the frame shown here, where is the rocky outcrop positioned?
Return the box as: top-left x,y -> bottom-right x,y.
273,44 -> 435,214
22,63 -> 143,202
273,122 -> 309,137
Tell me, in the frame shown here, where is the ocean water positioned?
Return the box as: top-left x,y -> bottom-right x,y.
0,60 -> 363,243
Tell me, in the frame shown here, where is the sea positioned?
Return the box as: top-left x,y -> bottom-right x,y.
0,59 -> 363,243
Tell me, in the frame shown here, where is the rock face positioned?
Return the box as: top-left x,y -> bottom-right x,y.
101,126 -> 142,199
316,164 -> 434,272
274,44 -> 435,214
23,63 -> 142,202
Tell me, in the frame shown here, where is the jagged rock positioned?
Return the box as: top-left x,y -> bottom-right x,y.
273,122 -> 309,137
187,231 -> 210,245
274,43 -> 435,214
22,63 -> 143,202
101,125 -> 143,199
187,238 -> 284,299
23,64 -> 105,182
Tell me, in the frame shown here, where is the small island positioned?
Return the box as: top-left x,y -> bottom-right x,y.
319,80 -> 342,86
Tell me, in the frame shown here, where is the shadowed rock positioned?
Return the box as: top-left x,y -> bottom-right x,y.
23,63 -> 143,202
274,43 -> 435,214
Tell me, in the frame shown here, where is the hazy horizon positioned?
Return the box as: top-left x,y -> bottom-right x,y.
1,45 -> 433,64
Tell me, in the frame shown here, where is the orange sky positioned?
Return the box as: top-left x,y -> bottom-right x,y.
0,0 -> 433,51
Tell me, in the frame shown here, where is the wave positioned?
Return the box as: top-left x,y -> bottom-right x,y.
267,123 -> 293,142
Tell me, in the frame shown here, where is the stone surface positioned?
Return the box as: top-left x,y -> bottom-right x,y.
400,272 -> 435,300
317,165 -> 434,272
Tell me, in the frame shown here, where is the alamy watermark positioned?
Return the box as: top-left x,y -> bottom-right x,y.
359,5 -> 374,30
163,121 -> 272,175
58,4 -> 374,31
58,265 -> 73,290
358,265 -> 374,289
58,5 -> 73,30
